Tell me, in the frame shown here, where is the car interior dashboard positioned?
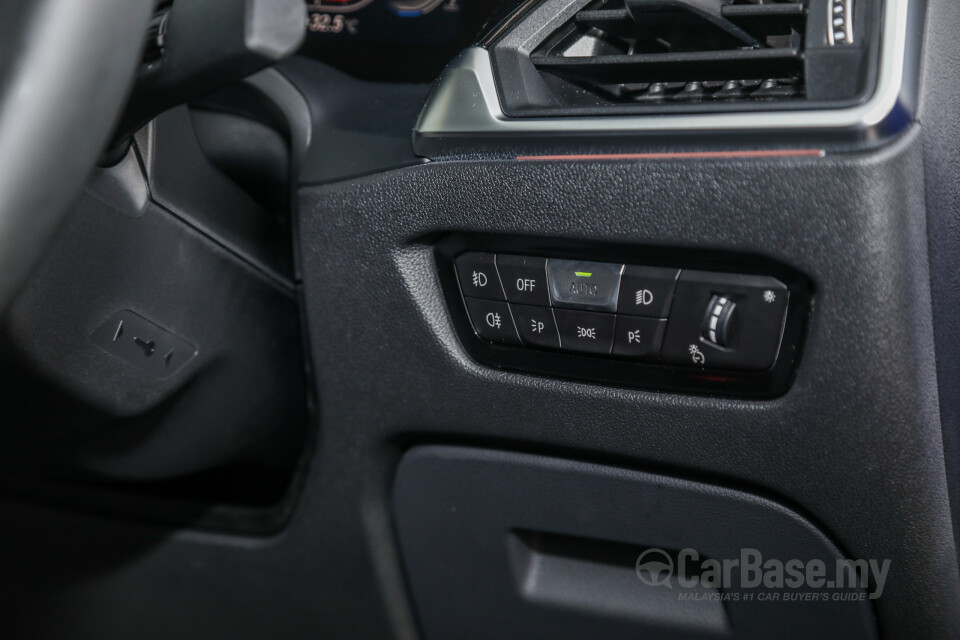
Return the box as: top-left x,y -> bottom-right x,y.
1,0 -> 960,639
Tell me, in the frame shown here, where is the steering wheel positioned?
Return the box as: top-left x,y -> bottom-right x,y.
0,0 -> 154,311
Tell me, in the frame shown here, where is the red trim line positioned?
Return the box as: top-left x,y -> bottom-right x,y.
516,149 -> 825,161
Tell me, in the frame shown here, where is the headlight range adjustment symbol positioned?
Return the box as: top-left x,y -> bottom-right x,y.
688,344 -> 706,365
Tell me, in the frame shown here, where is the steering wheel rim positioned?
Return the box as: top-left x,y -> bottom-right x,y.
0,0 -> 154,311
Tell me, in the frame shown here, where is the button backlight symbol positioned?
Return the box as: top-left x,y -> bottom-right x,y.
635,289 -> 654,306
577,326 -> 597,339
627,330 -> 642,344
472,270 -> 488,288
485,312 -> 502,329
530,319 -> 545,334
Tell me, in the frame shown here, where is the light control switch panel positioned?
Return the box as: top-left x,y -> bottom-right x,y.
449,247 -> 803,395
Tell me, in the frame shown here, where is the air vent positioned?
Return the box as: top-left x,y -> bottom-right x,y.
530,0 -> 808,105
485,0 -> 877,118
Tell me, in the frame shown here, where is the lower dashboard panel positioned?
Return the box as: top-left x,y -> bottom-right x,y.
394,446 -> 878,640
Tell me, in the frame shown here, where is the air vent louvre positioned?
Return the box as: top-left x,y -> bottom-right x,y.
530,0 -> 808,104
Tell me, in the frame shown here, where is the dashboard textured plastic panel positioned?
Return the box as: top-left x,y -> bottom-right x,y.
292,131 -> 959,639
395,446 -> 878,640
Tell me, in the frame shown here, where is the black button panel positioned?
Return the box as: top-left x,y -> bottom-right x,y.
454,252 -> 796,380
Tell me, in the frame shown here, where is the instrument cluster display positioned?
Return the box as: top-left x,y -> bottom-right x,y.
301,0 -> 505,82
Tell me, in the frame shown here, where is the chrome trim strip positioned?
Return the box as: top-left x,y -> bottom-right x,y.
846,0 -> 856,44
415,0 -> 910,137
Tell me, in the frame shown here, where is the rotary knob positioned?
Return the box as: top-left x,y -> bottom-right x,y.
702,294 -> 737,347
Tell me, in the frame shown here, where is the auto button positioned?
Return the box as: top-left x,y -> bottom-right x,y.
547,259 -> 624,312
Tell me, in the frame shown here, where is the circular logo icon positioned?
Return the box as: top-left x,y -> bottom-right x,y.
635,548 -> 674,587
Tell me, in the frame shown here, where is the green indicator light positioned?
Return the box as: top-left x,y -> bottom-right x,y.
575,271 -> 592,277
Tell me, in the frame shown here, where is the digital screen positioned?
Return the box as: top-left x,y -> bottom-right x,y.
300,0 -> 504,81
306,0 -> 462,44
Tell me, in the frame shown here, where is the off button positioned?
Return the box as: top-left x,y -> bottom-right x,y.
496,255 -> 550,306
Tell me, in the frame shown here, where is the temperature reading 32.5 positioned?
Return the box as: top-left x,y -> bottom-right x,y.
307,12 -> 359,34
